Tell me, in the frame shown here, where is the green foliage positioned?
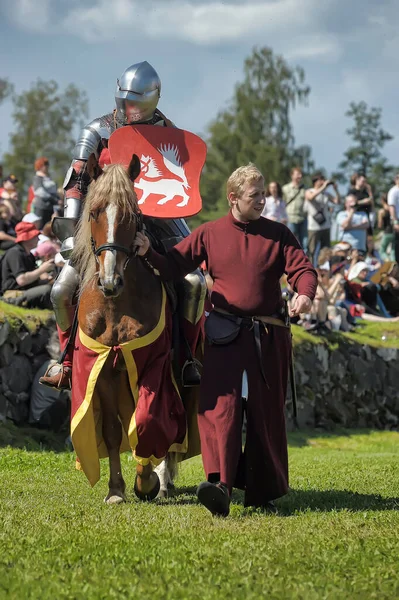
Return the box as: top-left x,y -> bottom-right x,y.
3,79 -> 88,196
193,47 -> 312,227
0,78 -> 13,104
0,430 -> 398,598
337,101 -> 397,197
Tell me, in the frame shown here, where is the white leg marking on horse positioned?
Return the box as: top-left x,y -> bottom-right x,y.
241,370 -> 248,400
154,460 -> 169,497
104,204 -> 117,282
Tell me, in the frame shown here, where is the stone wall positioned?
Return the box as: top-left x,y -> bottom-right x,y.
0,315 -> 398,430
287,340 -> 399,430
0,318 -> 59,423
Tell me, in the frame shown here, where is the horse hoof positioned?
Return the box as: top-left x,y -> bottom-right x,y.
157,488 -> 168,499
104,494 -> 125,505
134,473 -> 160,502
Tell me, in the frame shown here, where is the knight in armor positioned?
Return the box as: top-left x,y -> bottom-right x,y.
40,61 -> 206,390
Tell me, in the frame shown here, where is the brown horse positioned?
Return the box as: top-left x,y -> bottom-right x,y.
71,154 -> 190,504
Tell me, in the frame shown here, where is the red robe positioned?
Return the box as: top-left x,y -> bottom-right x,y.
144,212 -> 317,505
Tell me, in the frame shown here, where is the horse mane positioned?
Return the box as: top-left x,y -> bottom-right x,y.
72,163 -> 139,291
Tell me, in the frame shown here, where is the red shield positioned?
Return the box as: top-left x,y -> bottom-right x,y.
108,125 -> 207,218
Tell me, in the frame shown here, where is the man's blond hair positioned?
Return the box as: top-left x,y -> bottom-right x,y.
226,164 -> 264,205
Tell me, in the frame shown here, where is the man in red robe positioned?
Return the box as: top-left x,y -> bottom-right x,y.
134,164 -> 317,516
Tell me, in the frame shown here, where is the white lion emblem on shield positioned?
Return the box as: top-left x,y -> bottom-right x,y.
135,144 -> 190,207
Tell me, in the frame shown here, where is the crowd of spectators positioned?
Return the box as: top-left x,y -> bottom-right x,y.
262,167 -> 399,332
1,157 -> 398,330
0,158 -> 64,309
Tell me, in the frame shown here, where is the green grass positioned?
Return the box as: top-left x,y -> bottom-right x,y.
0,300 -> 52,333
342,320 -> 399,349
292,320 -> 399,350
0,427 -> 398,599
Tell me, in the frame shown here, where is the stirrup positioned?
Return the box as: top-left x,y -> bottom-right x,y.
181,358 -> 202,387
39,361 -> 72,391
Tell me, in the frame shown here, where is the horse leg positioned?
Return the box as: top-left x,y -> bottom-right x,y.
154,453 -> 179,498
134,463 -> 160,501
154,459 -> 169,498
97,368 -> 126,505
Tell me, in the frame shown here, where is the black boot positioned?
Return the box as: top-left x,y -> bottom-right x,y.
197,481 -> 230,517
181,358 -> 202,387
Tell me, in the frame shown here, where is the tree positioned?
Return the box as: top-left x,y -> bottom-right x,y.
338,101 -> 396,197
190,47 -> 312,226
0,78 -> 13,104
3,80 -> 89,196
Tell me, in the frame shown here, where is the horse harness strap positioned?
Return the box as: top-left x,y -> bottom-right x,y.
213,308 -> 288,388
89,209 -> 144,271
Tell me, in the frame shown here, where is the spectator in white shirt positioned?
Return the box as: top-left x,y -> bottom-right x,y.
336,195 -> 369,251
387,174 -> 399,262
262,182 -> 287,224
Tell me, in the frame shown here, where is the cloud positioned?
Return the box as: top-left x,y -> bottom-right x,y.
4,0 -> 52,33
61,0 -> 308,45
284,35 -> 342,62
5,0 -> 340,61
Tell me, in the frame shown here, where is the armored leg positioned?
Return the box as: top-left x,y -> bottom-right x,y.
177,269 -> 206,387
180,269 -> 207,326
40,261 -> 80,390
51,261 -> 81,331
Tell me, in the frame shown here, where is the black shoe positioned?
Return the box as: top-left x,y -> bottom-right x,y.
181,359 -> 202,387
196,481 -> 230,517
262,501 -> 278,514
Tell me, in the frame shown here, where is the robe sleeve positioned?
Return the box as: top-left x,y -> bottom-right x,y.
282,227 -> 318,300
142,224 -> 208,281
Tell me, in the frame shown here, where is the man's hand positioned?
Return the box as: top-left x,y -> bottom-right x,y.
290,294 -> 312,317
39,259 -> 55,274
133,231 -> 150,256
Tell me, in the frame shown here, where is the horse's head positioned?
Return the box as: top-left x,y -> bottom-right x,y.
86,153 -> 142,298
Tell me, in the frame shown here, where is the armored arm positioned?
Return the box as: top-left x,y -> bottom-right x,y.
54,114 -> 115,257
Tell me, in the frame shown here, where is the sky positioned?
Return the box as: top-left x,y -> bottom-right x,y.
1,0 -> 399,180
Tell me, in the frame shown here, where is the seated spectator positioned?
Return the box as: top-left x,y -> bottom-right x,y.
0,175 -> 23,225
0,204 -> 16,251
309,262 -> 331,332
332,241 -> 352,259
336,195 -> 368,251
345,261 -> 399,321
305,173 -> 341,266
378,263 -> 399,317
317,246 -> 332,267
22,212 -> 43,230
32,157 -> 59,225
262,182 -> 288,224
364,235 -> 382,272
37,221 -> 61,254
1,221 -> 55,309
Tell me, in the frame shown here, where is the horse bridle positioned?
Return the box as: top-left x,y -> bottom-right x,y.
89,209 -> 144,271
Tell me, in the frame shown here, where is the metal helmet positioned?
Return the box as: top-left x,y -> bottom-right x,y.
115,61 -> 161,123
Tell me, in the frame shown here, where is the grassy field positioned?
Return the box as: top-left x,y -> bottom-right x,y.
0,427 -> 398,599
